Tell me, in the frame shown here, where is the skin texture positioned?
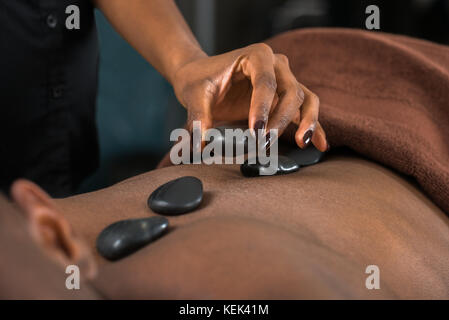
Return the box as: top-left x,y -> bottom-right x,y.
2,151 -> 449,299
93,0 -> 327,151
52,151 -> 449,299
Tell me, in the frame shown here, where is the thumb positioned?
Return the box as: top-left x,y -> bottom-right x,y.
183,81 -> 215,153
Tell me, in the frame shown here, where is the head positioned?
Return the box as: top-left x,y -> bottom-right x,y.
0,179 -> 98,299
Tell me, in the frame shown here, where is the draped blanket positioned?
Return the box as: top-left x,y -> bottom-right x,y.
266,28 -> 449,214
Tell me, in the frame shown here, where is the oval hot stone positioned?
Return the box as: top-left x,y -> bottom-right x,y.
148,176 -> 203,215
96,216 -> 169,261
240,155 -> 299,177
286,145 -> 326,166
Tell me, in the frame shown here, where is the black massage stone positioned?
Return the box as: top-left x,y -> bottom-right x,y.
148,176 -> 203,215
240,155 -> 299,177
96,216 -> 169,261
286,145 -> 326,166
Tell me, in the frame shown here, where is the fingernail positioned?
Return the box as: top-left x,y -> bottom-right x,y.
254,120 -> 265,132
253,120 -> 265,141
326,142 -> 331,152
303,130 -> 313,147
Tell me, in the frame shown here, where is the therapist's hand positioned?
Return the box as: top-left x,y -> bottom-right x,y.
171,43 -> 328,152
94,1 -> 327,151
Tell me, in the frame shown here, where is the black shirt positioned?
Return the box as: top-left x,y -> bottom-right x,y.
0,0 -> 99,197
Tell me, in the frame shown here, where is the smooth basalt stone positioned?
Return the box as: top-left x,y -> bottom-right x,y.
96,216 -> 169,261
240,155 -> 299,177
286,145 -> 326,166
148,176 -> 203,215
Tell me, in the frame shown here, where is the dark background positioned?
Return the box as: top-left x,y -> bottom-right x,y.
80,0 -> 449,192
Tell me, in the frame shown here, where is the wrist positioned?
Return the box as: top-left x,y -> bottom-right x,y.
167,46 -> 208,85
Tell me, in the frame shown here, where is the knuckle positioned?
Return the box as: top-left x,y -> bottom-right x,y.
296,87 -> 305,104
279,83 -> 300,99
278,114 -> 291,130
276,53 -> 289,65
198,78 -> 217,95
250,42 -> 274,55
202,78 -> 218,100
255,72 -> 277,91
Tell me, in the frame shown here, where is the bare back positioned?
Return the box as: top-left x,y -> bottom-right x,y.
58,153 -> 449,299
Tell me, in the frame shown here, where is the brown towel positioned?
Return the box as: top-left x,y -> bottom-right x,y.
266,28 -> 449,214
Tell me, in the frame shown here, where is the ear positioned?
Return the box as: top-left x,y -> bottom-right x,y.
10,180 -> 97,279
